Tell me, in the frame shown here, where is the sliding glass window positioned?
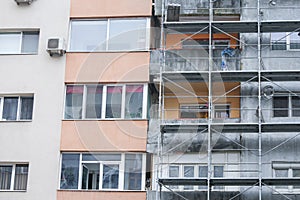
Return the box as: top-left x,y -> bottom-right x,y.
69,18 -> 149,52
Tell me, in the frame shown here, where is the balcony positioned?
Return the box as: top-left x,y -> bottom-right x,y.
154,0 -> 241,21
150,49 -> 241,74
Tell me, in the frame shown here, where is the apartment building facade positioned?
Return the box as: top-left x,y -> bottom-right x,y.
1,0 -> 300,200
0,0 -> 152,200
58,0 -> 152,199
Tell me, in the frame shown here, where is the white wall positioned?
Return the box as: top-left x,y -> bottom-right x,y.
0,1 -> 70,200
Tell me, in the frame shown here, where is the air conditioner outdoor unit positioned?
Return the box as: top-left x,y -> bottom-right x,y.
15,0 -> 33,5
46,38 -> 65,57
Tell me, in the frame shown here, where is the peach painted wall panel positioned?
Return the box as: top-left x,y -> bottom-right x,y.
65,52 -> 150,83
60,120 -> 147,151
71,0 -> 152,18
164,82 -> 241,119
57,191 -> 146,200
166,33 -> 239,49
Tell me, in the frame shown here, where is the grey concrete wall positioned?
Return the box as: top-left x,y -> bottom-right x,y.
241,0 -> 300,21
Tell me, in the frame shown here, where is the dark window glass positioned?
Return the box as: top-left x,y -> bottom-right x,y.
198,166 -> 208,190
183,166 -> 194,190
14,164 -> 29,190
275,169 -> 288,189
273,96 -> 289,117
2,97 -> 18,120
290,32 -> 300,50
124,154 -> 142,190
271,33 -> 287,50
105,86 -> 122,118
82,154 -> 121,162
125,85 -> 143,119
102,164 -> 119,189
60,154 -> 80,189
0,166 -> 12,190
182,39 -> 209,50
65,86 -> 83,119
20,97 -> 34,120
21,32 -> 39,54
85,85 -> 102,118
292,96 -> 300,117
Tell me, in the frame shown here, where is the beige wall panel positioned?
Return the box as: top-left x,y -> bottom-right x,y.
61,120 -> 148,151
65,53 -> 150,83
58,191 -> 146,200
71,0 -> 152,18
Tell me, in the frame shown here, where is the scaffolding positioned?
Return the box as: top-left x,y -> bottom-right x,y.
150,0 -> 300,200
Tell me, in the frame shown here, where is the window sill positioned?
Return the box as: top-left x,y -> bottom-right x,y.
0,53 -> 38,55
272,190 -> 300,194
0,120 -> 32,122
272,117 -> 300,119
57,189 -> 146,192
66,50 -> 150,53
62,119 -> 147,121
0,190 -> 27,192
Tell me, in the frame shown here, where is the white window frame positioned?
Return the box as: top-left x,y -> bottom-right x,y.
60,152 -> 146,191
80,160 -> 122,190
0,95 -> 34,121
179,103 -> 208,119
273,166 -> 300,193
68,18 -> 150,52
64,84 -> 147,120
0,163 -> 29,191
0,31 -> 39,55
273,94 -> 300,118
271,32 -> 300,51
179,103 -> 231,119
167,164 -> 225,191
213,104 -> 231,119
212,40 -> 230,50
181,39 -> 230,50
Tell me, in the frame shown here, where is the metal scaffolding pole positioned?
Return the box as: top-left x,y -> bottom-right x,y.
207,1 -> 214,200
257,0 -> 263,200
156,0 -> 166,199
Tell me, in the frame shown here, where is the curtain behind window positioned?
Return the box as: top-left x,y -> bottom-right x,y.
2,97 -> 18,120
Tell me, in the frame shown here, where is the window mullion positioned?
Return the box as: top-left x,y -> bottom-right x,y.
99,163 -> 103,190
121,85 -> 126,119
17,96 -> 21,120
287,32 -> 290,50
78,154 -> 83,189
102,86 -> 107,119
67,21 -> 73,51
289,168 -> 293,191
289,95 -> 292,117
106,19 -> 110,51
0,97 -> 3,120
145,18 -> 151,50
58,154 -> 63,189
142,84 -> 148,119
10,164 -> 16,190
82,85 -> 87,119
19,32 -> 23,53
119,154 -> 125,190
141,154 -> 146,191
63,85 -> 67,120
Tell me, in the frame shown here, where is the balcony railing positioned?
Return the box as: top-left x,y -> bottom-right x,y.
150,48 -> 300,73
154,0 -> 241,19
150,49 -> 241,73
